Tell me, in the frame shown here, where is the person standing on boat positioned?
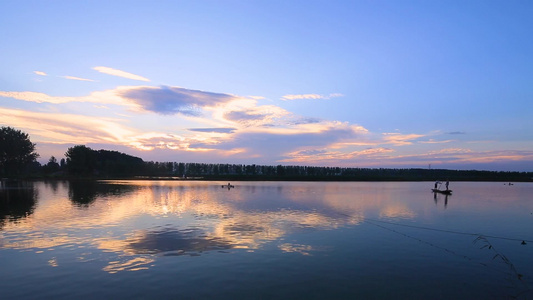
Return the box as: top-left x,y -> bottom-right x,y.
445,180 -> 449,190
434,181 -> 439,189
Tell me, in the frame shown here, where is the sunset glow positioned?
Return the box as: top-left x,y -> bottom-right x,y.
1,1 -> 531,171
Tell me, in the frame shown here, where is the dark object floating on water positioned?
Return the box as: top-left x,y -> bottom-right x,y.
222,183 -> 235,189
522,240 -> 527,245
432,189 -> 452,195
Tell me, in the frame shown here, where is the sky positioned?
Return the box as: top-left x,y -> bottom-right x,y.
0,0 -> 532,171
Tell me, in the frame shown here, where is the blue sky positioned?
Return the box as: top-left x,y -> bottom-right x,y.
1,0 -> 532,171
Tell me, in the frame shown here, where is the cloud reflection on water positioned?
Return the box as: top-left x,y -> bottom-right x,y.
0,181 -> 409,273
103,257 -> 155,274
100,227 -> 234,256
278,243 -> 323,256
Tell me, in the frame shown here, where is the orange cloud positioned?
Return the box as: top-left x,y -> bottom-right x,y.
383,133 -> 425,146
281,147 -> 394,164
0,89 -> 130,106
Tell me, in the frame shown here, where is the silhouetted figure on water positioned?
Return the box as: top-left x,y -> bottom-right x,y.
222,183 -> 234,189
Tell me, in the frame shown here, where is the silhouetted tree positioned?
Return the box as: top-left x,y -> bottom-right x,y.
64,145 -> 145,177
55,144 -> 533,182
42,156 -> 60,174
65,145 -> 96,175
95,149 -> 144,176
0,126 -> 39,177
60,158 -> 66,170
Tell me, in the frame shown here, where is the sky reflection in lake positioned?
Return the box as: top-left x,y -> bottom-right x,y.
1,180 -> 532,299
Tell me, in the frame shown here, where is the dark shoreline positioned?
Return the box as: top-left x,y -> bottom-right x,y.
15,175 -> 533,183
7,167 -> 533,182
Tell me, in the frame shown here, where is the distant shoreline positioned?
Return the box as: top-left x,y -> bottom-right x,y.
11,174 -> 532,183
6,165 -> 532,182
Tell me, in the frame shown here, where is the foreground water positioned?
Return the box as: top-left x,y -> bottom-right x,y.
1,180 -> 532,299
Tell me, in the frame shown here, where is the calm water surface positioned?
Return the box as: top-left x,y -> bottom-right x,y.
1,181 -> 532,299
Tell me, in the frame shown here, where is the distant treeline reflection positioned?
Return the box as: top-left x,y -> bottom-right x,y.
68,181 -> 138,207
31,145 -> 532,181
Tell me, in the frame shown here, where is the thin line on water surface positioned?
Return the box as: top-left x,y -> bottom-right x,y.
331,210 -> 532,243
363,218 -> 533,243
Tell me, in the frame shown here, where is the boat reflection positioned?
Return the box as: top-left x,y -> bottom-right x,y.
433,192 -> 449,209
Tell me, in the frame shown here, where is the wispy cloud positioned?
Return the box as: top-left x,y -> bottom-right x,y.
3,82 -> 530,170
0,85 -> 246,117
0,107 -> 135,144
281,93 -> 343,101
93,66 -> 150,82
214,121 -> 369,161
119,86 -> 237,115
281,147 -> 394,164
420,139 -> 453,144
0,91 -> 79,104
222,105 -> 289,127
447,131 -> 466,135
382,133 -> 425,146
34,71 -> 47,76
0,107 -> 226,154
282,144 -> 533,169
428,148 -> 473,155
0,89 -> 129,106
389,148 -> 533,167
282,94 -> 322,100
62,75 -> 95,82
188,128 -> 236,133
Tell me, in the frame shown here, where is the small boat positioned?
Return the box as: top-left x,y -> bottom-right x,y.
432,189 -> 452,195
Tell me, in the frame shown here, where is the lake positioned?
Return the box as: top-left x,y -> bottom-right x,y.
1,180 -> 532,299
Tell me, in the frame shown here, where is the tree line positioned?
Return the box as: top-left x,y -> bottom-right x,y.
140,161 -> 532,182
1,126 -> 531,181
